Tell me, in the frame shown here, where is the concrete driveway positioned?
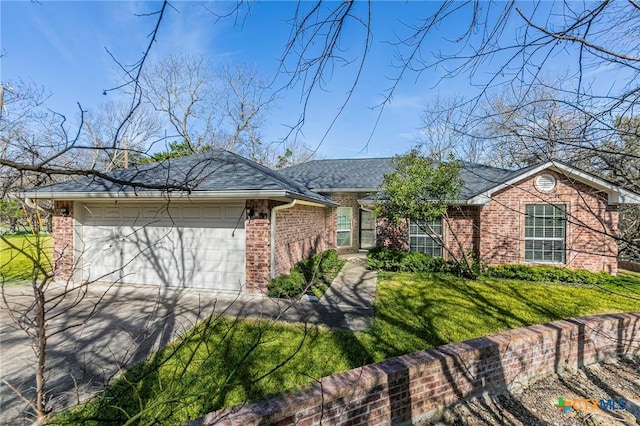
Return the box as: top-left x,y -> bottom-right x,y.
0,283 -> 300,424
0,258 -> 375,425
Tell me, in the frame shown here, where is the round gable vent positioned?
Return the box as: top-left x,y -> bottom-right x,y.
535,174 -> 556,192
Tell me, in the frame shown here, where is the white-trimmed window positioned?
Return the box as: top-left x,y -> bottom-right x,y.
409,218 -> 443,257
524,204 -> 566,263
337,207 -> 352,247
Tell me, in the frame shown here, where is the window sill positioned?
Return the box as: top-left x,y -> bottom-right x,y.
524,261 -> 566,266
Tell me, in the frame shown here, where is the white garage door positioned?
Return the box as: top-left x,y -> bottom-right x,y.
77,202 -> 245,290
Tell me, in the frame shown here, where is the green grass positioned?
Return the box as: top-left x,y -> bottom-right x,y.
359,271 -> 640,360
0,234 -> 53,282
55,271 -> 640,425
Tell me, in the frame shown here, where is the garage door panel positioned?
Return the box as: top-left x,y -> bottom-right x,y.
79,203 -> 246,290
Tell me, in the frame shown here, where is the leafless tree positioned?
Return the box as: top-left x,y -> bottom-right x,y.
273,2 -> 639,159
141,53 -> 221,154
0,4 -> 323,423
0,80 -> 65,195
0,3 -> 176,423
81,102 -> 162,171
417,96 -> 486,164
459,84 -> 598,168
140,55 -> 280,161
216,63 -> 279,162
275,1 -> 640,261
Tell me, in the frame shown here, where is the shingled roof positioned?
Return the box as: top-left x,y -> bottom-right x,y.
25,152 -> 640,206
24,150 -> 335,205
280,158 -> 516,199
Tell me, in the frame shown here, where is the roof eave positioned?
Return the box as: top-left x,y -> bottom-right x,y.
311,187 -> 379,193
284,191 -> 337,207
20,189 -> 336,206
358,197 -> 473,206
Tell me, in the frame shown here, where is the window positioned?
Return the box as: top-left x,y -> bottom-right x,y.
524,204 -> 566,263
409,218 -> 443,257
337,207 -> 352,247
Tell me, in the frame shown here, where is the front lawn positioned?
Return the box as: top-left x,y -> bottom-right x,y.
0,234 -> 52,282
55,271 -> 640,425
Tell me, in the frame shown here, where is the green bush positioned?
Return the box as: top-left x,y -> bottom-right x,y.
366,246 -> 475,277
366,246 -> 407,271
267,250 -> 346,299
267,270 -> 307,299
486,264 -> 612,285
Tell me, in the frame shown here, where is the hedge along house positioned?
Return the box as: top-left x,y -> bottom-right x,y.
23,150 -> 337,294
24,151 -> 640,294
280,158 -> 640,275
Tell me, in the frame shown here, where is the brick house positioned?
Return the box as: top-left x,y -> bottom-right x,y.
23,151 -> 640,294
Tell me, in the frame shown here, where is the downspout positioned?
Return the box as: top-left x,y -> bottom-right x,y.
21,197 -> 54,215
271,199 -> 297,279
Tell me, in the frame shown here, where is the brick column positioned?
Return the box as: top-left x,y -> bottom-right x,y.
245,200 -> 271,294
53,201 -> 74,281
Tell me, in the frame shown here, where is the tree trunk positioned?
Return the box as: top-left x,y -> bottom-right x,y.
34,281 -> 47,424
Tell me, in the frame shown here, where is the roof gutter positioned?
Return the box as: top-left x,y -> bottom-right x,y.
19,189 -> 337,206
310,187 -> 379,193
271,199 -> 297,279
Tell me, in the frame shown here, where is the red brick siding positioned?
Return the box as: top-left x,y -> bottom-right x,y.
479,170 -> 618,273
190,312 -> 640,426
444,206 -> 480,261
53,201 -> 74,281
274,203 -> 335,277
377,206 -> 481,262
245,200 -> 272,294
376,217 -> 409,250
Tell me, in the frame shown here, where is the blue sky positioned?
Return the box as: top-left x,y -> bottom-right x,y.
0,1 -> 616,159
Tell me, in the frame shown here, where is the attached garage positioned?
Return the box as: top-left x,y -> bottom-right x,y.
23,150 -> 336,293
76,202 -> 246,290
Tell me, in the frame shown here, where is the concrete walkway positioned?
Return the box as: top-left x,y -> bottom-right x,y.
0,254 -> 376,424
318,253 -> 376,329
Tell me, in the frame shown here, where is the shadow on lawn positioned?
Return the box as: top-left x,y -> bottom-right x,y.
8,267 -> 638,425
2,281 -> 218,425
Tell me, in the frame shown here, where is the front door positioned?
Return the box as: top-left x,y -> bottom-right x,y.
359,210 -> 376,249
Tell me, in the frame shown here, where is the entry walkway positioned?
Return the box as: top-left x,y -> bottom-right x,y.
317,252 -> 376,330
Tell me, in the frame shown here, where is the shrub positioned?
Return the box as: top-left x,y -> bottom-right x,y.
486,264 -> 612,285
366,246 -> 407,271
366,246 -> 475,277
267,250 -> 347,299
267,270 -> 307,299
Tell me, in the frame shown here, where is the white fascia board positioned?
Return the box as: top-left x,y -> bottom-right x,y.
285,193 -> 336,207
311,187 -> 379,193
21,189 -> 336,206
359,198 -> 473,207
466,161 -> 640,205
21,189 -> 286,200
551,163 -> 640,204
466,194 -> 492,205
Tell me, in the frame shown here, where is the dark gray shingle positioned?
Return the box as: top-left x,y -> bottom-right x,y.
28,150 -> 334,204
280,158 -> 516,199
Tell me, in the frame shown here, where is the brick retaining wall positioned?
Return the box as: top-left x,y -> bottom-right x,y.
189,312 -> 640,426
620,260 -> 640,273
